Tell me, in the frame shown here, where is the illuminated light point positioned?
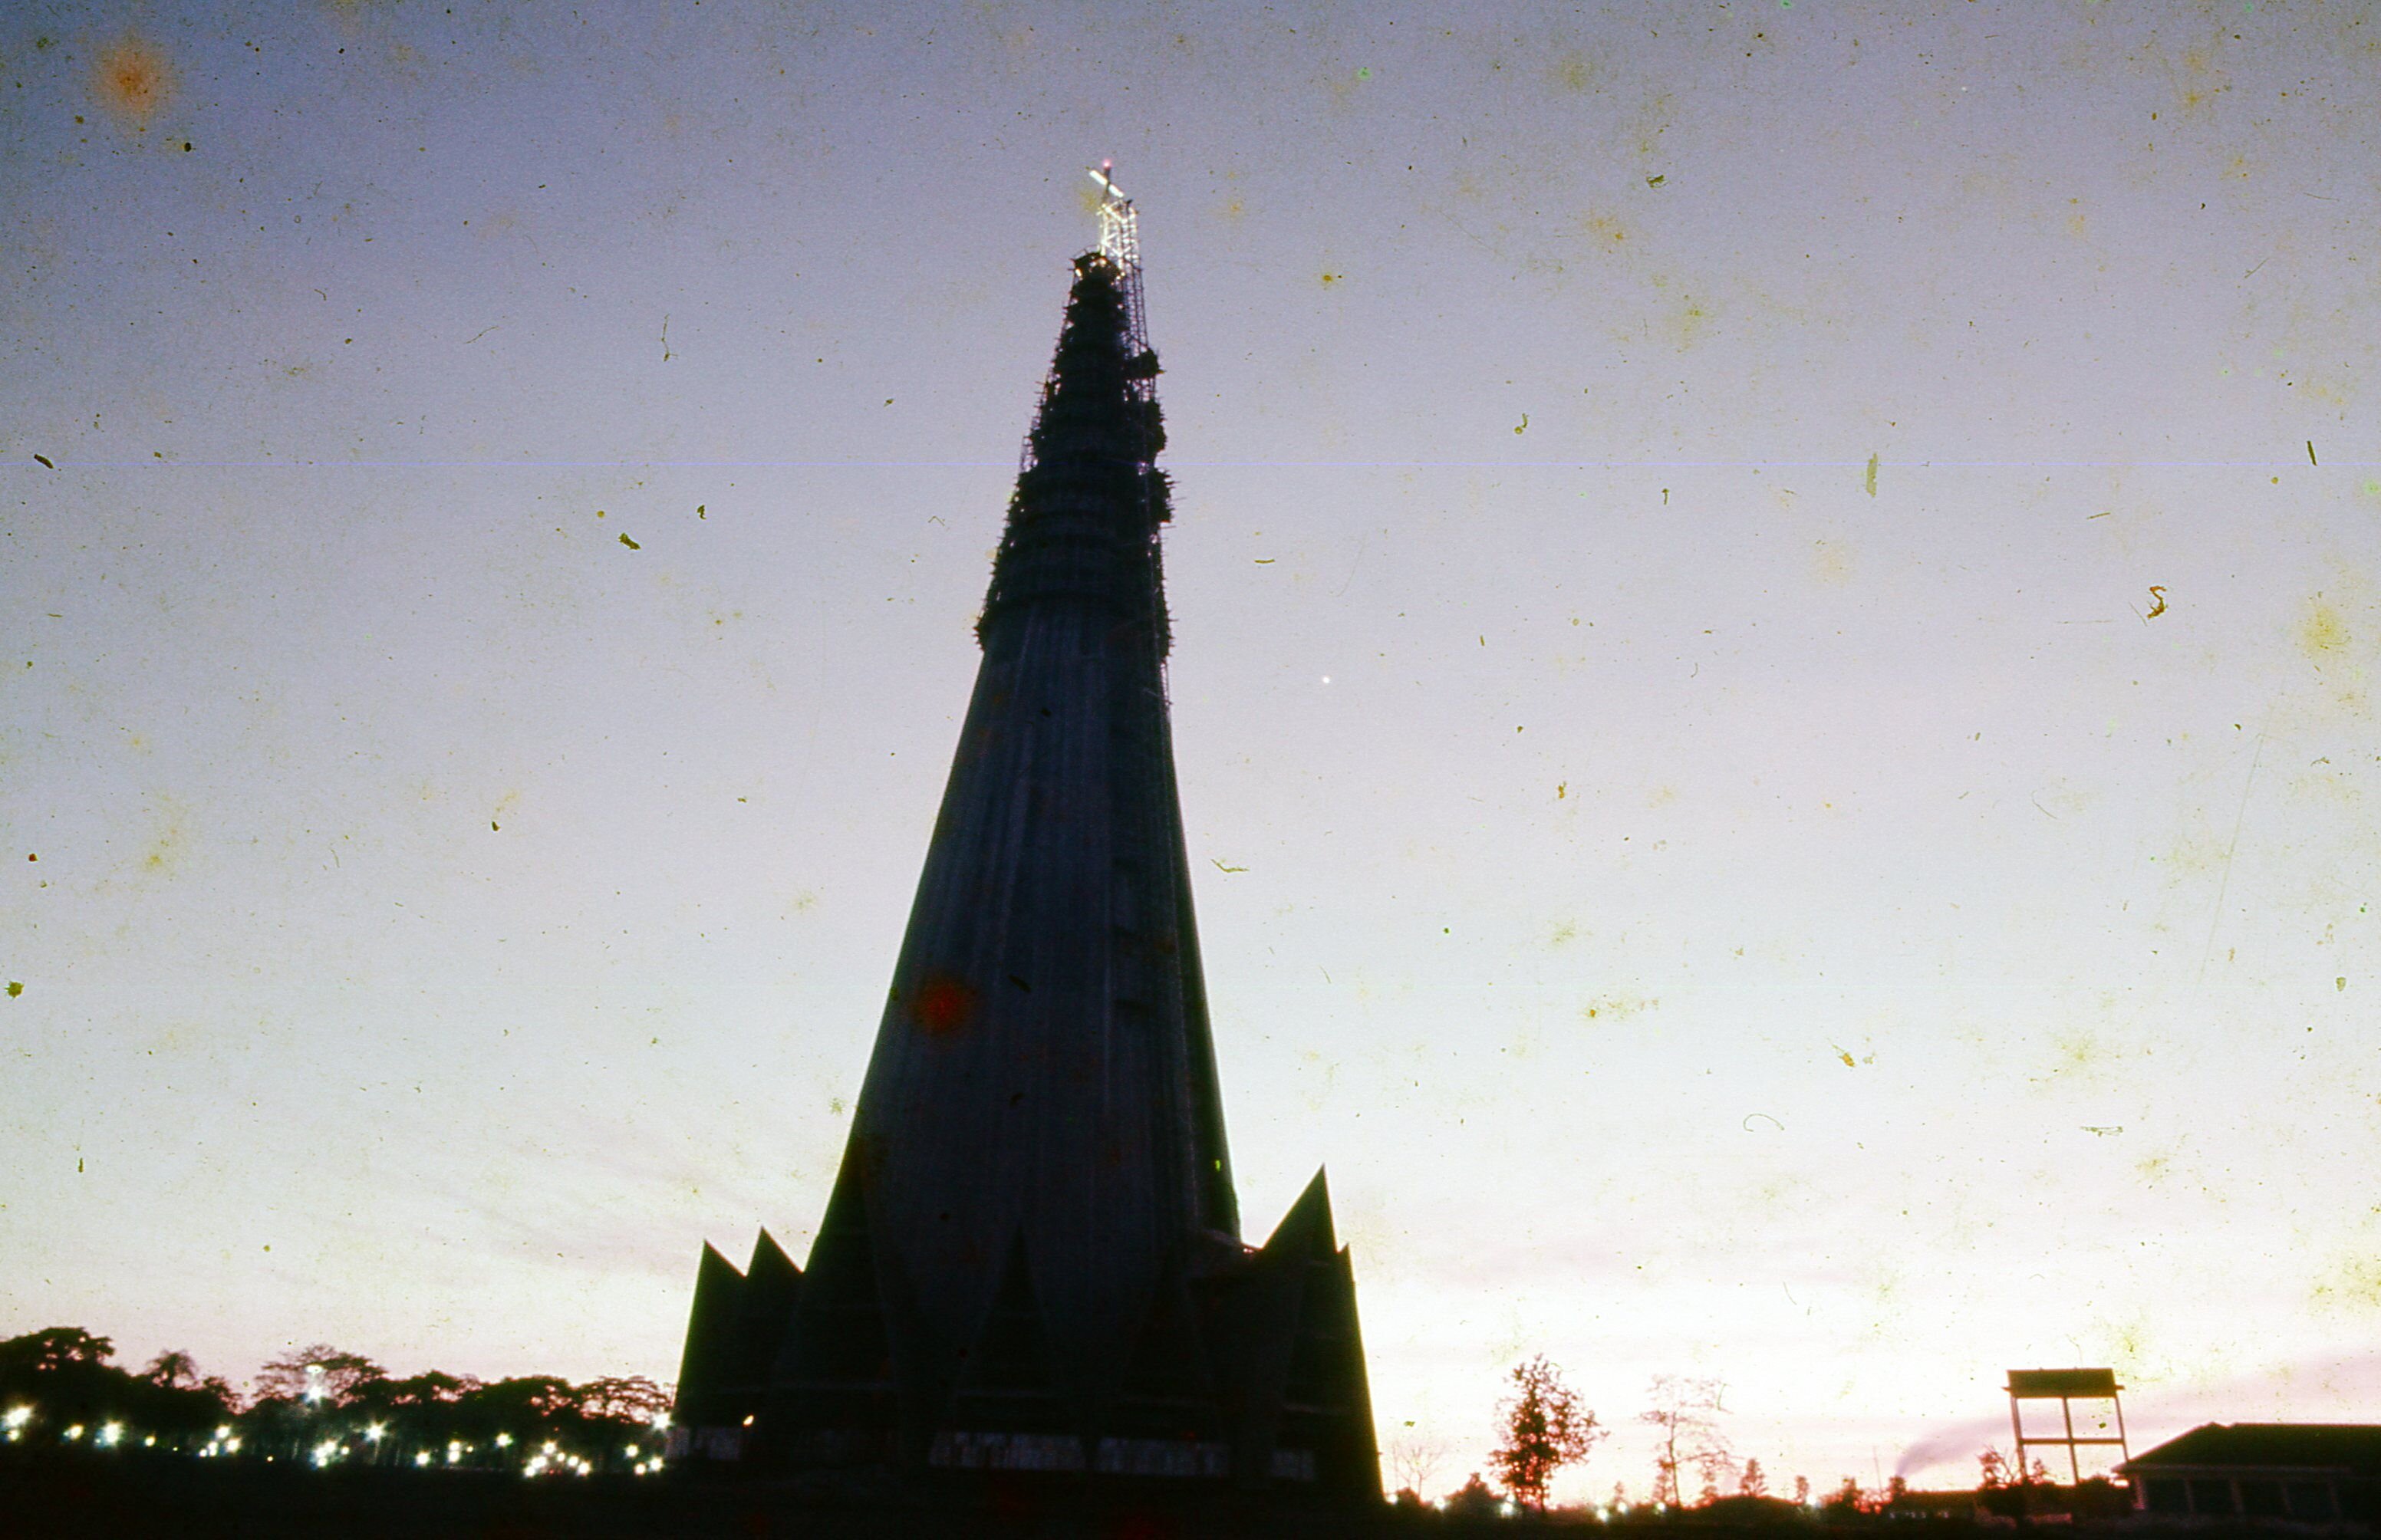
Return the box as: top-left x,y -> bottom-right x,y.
494,1432 -> 513,1448
97,1422 -> 123,1447
64,1424 -> 84,1441
365,1423 -> 386,1443
2,1407 -> 31,1430
413,1450 -> 431,1467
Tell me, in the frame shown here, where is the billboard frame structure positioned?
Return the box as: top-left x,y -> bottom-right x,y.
2007,1367 -> 2130,1485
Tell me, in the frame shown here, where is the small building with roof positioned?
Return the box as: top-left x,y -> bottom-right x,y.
2119,1423 -> 2381,1524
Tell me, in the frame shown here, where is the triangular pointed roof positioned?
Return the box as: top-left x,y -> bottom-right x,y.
1257,1167 -> 1341,1259
672,1242 -> 748,1426
747,1227 -> 800,1287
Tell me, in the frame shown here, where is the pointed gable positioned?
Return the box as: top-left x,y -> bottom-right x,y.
947,1230 -> 1072,1432
672,1242 -> 746,1429
728,1227 -> 802,1400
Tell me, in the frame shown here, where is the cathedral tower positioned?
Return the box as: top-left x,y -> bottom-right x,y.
671,171 -> 1377,1502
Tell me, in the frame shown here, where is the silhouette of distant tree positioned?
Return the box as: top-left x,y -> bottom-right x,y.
0,1325 -> 140,1436
141,1350 -> 199,1390
1639,1374 -> 1729,1508
1445,1471 -> 1503,1517
255,1344 -> 385,1407
459,1374 -> 576,1424
574,1374 -> 669,1424
0,1325 -> 114,1373
1979,1446 -> 2011,1489
1489,1355 -> 1603,1512
2,1324 -> 670,1474
1740,1456 -> 1769,1497
357,1370 -> 473,1413
130,1350 -> 237,1446
1386,1423 -> 1449,1502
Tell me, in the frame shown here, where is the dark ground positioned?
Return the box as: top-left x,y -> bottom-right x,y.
0,1453 -> 2323,1539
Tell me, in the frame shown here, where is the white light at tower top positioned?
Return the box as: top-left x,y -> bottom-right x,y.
1086,160 -> 1139,274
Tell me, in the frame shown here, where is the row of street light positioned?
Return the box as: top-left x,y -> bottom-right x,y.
5,1401 -> 672,1479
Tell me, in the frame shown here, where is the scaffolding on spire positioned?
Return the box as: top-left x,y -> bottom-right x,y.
1015,162 -> 1164,486
1088,160 -> 1151,357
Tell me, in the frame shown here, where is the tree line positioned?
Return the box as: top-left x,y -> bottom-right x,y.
0,1325 -> 671,1476
1401,1357 -> 2112,1519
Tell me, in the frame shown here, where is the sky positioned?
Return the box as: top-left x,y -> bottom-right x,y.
3,0 -> 2379,1507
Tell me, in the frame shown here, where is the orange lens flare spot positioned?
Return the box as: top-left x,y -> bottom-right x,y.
911,976 -> 978,1037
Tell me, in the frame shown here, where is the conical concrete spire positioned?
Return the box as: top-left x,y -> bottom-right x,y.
673,247 -> 1375,1500
846,251 -> 1233,1413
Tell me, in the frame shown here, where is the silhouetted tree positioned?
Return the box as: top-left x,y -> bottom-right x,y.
1979,1446 -> 2011,1489
339,1370 -> 479,1461
381,1371 -> 477,1404
1445,1471 -> 1503,1517
141,1350 -> 199,1390
1793,1474 -> 1811,1505
0,1325 -> 115,1374
451,1374 -> 580,1445
575,1374 -> 670,1424
1387,1423 -> 1450,1502
127,1351 -> 237,1448
3,1324 -> 664,1474
255,1344 -> 385,1407
1639,1374 -> 1728,1509
1740,1456 -> 1769,1497
1490,1354 -> 1604,1512
0,1325 -> 140,1437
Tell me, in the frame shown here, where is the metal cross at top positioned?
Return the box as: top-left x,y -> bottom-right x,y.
1087,160 -> 1141,275
1085,160 -> 1153,372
